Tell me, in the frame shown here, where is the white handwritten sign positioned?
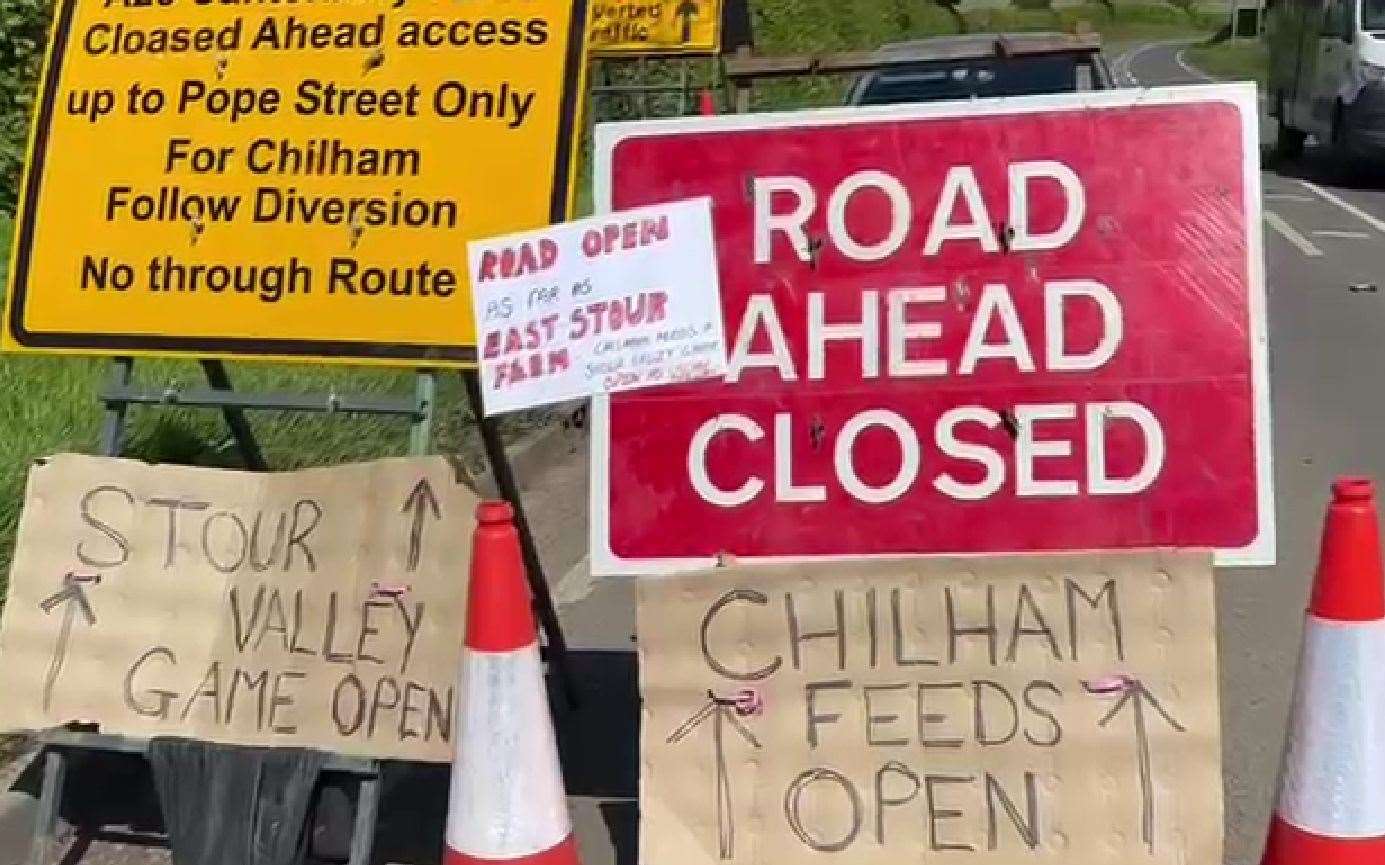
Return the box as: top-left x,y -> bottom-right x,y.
0,455 -> 477,762
467,197 -> 726,415
638,552 -> 1222,865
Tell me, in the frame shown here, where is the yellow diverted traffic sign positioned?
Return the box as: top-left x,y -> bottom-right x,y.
4,0 -> 589,366
589,0 -> 723,55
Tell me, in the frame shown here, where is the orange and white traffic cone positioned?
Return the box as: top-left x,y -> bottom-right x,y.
444,501 -> 580,865
1262,477 -> 1385,864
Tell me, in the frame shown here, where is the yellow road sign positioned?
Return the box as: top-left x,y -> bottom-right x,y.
589,0 -> 723,56
4,0 -> 589,367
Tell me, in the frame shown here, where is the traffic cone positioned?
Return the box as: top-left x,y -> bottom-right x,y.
698,89 -> 717,116
1262,477 -> 1385,864
443,501 -> 580,865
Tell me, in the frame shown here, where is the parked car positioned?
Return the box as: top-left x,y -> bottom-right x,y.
844,32 -> 1113,105
1268,0 -> 1385,159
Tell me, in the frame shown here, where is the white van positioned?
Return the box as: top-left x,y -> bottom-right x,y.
1268,0 -> 1385,158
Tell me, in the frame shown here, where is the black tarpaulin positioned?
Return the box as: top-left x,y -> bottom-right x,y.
149,738 -> 326,865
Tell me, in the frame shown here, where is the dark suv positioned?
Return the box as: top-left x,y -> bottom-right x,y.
845,32 -> 1113,105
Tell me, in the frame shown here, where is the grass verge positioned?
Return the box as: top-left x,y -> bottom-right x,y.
1185,38 -> 1269,87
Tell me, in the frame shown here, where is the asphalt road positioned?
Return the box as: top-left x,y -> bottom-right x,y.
1112,40 -> 1385,865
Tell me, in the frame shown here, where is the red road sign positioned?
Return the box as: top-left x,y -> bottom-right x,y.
591,86 -> 1271,574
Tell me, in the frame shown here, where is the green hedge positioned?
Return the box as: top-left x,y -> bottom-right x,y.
0,0 -> 50,217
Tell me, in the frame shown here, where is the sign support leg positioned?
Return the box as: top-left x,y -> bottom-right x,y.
679,57 -> 690,115
96,359 -> 430,466
733,45 -> 752,113
409,371 -> 437,457
99,357 -> 134,457
346,765 -> 382,865
27,748 -> 67,865
461,370 -> 578,708
199,360 -> 269,471
638,56 -> 649,118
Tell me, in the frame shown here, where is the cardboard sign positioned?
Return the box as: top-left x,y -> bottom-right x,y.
3,0 -> 588,366
589,0 -> 724,55
468,198 -> 727,415
638,551 -> 1221,865
592,85 -> 1272,574
0,455 -> 478,762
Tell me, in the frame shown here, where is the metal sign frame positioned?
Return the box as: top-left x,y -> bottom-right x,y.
93,358 -> 572,707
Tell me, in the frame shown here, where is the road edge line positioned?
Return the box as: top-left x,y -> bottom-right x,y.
1299,180 -> 1385,235
1264,211 -> 1325,257
1173,46 -> 1214,82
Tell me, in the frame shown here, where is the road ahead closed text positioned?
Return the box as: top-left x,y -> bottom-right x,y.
593,88 -> 1272,571
4,0 -> 588,364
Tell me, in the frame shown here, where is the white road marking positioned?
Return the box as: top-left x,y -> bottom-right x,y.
1113,42 -> 1168,86
1109,45 -> 1130,85
1109,49 -> 1132,86
1299,180 -> 1385,235
1265,211 -> 1325,256
1115,41 -> 1210,87
1173,47 -> 1214,82
1265,193 -> 1313,202
1120,50 -> 1141,86
1313,229 -> 1372,239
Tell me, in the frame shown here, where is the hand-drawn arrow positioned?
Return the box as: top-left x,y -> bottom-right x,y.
676,0 -> 700,42
1086,676 -> 1186,854
40,573 -> 100,712
667,691 -> 761,861
402,478 -> 441,572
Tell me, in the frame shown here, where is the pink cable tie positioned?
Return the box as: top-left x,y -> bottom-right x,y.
733,688 -> 763,717
1081,674 -> 1135,696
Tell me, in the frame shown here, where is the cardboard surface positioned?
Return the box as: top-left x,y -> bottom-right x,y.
469,198 -> 727,415
4,0 -> 589,366
638,551 -> 1221,864
0,455 -> 478,762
